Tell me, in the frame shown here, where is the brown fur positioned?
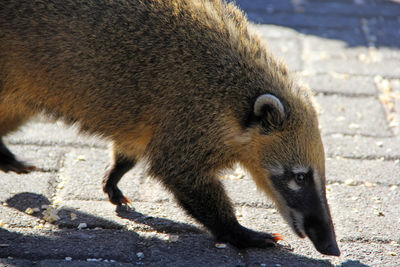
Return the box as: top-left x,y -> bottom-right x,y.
0,0 -> 326,249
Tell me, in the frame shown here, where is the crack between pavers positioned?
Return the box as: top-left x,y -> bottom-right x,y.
306,70 -> 400,80
327,154 -> 400,161
33,167 -> 59,173
340,237 -> 399,245
324,132 -> 394,138
327,179 -> 400,187
48,152 -> 68,208
324,132 -> 396,138
302,71 -> 400,81
374,76 -> 400,136
316,91 -> 376,98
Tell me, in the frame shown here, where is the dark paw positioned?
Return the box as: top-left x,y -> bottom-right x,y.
105,187 -> 131,206
0,158 -> 36,174
0,142 -> 36,174
216,225 -> 277,249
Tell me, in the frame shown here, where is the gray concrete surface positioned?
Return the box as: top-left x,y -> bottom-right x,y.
1,0 -> 400,266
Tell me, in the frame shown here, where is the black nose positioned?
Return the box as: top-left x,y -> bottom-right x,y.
304,215 -> 340,256
317,242 -> 341,256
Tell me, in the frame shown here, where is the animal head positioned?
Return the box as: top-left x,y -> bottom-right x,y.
232,91 -> 340,256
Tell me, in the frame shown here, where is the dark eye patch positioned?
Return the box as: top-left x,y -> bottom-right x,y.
269,167 -> 316,209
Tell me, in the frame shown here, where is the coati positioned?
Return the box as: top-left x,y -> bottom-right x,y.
0,0 -> 340,256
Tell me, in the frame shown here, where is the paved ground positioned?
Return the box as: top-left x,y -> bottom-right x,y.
1,0 -> 400,266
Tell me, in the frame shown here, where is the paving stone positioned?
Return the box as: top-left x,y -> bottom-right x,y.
302,36 -> 400,76
0,172 -> 54,203
6,144 -> 65,172
305,57 -> 400,77
302,33 -> 400,76
248,241 -> 400,266
323,135 -> 400,159
223,178 -> 274,208
57,200 -> 199,232
326,157 -> 400,185
58,148 -> 172,203
303,32 -> 399,59
0,204 -> 45,228
316,95 -> 391,137
301,74 -> 377,96
327,184 -> 400,242
0,259 -> 34,267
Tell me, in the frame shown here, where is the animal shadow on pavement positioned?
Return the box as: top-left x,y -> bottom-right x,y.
1,192 -> 365,266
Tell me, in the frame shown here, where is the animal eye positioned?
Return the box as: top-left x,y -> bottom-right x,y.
294,173 -> 306,185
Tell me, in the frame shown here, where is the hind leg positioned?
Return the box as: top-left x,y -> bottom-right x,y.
103,153 -> 136,205
0,105 -> 36,174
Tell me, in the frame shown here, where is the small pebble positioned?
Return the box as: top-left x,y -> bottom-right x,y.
78,223 -> 87,230
70,213 -> 77,220
136,252 -> 144,259
389,251 -> 397,256
168,234 -> 179,242
376,141 -> 384,147
364,182 -> 376,188
374,210 -> 384,217
344,179 -> 357,186
348,123 -> 360,129
25,208 -> 34,215
65,257 -> 72,261
87,258 -> 100,262
42,206 -> 60,223
392,242 -> 400,247
215,243 -> 227,249
77,155 -> 86,161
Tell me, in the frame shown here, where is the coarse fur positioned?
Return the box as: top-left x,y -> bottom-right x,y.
0,0 -> 339,255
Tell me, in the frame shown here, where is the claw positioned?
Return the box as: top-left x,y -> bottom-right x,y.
120,196 -> 132,205
272,233 -> 284,242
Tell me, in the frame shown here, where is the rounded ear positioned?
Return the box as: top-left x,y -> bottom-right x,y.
253,94 -> 285,125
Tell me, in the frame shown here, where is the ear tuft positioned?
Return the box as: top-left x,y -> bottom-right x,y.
253,94 -> 285,125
